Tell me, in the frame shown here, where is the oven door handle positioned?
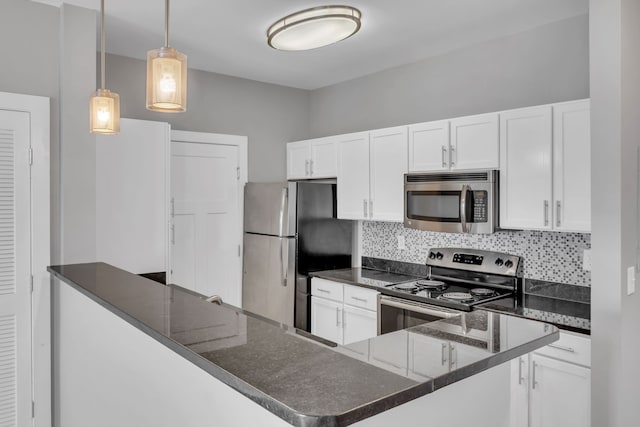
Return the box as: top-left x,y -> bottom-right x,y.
460,184 -> 470,234
379,296 -> 459,319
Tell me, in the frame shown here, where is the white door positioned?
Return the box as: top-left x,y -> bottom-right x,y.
369,126 -> 408,222
529,354 -> 591,427
171,142 -> 241,305
337,132 -> 370,220
509,356 -> 530,427
450,113 -> 499,170
286,141 -> 310,180
500,106 -> 553,230
553,100 -> 591,232
0,110 -> 32,426
408,334 -> 450,381
310,296 -> 343,344
309,138 -> 337,178
342,305 -> 376,345
408,120 -> 450,172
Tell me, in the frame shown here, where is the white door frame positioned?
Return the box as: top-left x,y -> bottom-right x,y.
169,130 -> 248,304
0,91 -> 51,427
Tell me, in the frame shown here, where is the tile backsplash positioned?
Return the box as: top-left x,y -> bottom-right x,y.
361,221 -> 591,287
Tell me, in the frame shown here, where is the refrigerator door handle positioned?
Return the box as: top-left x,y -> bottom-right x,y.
280,239 -> 288,287
279,187 -> 288,236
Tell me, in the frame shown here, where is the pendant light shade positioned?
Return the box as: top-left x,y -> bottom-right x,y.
267,6 -> 361,51
90,0 -> 120,134
146,0 -> 187,112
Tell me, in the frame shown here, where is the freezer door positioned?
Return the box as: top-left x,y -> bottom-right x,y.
242,233 -> 295,325
244,182 -> 293,237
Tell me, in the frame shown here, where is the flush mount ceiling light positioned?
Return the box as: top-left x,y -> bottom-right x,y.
90,0 -> 120,134
146,0 -> 187,112
267,5 -> 362,51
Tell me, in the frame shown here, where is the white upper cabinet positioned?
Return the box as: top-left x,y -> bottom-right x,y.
552,100 -> 591,232
337,127 -> 408,221
409,113 -> 498,172
408,120 -> 450,171
500,100 -> 591,232
337,132 -> 371,220
500,106 -> 554,230
369,126 -> 409,221
450,113 -> 499,170
286,137 -> 337,180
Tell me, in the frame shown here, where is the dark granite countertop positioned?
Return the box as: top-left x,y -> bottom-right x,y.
310,268 -> 422,289
49,263 -> 558,427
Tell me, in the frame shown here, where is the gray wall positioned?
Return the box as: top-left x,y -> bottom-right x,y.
0,0 -> 61,262
590,0 -> 640,425
308,14 -> 589,137
104,54 -> 310,182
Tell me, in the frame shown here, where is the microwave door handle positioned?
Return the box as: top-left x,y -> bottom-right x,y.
460,184 -> 470,233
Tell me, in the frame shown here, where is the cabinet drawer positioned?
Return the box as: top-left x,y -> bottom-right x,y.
534,331 -> 590,367
344,285 -> 379,311
311,278 -> 344,303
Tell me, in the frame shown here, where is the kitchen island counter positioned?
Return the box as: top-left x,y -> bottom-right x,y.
50,262 -> 557,427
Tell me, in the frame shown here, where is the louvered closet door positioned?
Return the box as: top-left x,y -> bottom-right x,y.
0,110 -> 32,427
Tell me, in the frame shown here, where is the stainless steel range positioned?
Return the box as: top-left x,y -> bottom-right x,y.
378,247 -> 523,335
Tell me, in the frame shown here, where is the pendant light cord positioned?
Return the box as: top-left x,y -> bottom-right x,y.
100,0 -> 105,90
165,0 -> 170,48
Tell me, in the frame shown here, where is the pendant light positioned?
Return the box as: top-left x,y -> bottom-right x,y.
267,6 -> 362,51
146,0 -> 187,112
90,0 -> 120,134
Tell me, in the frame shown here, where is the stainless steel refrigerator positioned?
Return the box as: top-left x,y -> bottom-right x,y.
242,181 -> 352,330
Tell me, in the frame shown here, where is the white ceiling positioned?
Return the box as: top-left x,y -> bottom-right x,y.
37,0 -> 589,90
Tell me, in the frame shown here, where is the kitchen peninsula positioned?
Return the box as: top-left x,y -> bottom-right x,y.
50,263 -> 557,427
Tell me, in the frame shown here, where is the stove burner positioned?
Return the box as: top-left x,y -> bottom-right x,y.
439,292 -> 475,303
416,279 -> 448,290
470,288 -> 497,297
393,282 -> 419,291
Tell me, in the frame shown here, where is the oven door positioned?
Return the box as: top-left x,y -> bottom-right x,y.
377,295 -> 460,335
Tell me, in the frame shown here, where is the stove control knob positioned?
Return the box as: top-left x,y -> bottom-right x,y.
495,258 -> 504,267
436,252 -> 444,260
504,260 -> 514,268
429,252 -> 436,260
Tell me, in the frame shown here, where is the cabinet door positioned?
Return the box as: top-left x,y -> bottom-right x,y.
337,132 -> 371,220
553,100 -> 591,232
310,137 -> 337,178
286,141 -> 310,180
510,356 -> 530,427
529,354 -> 591,427
342,305 -> 377,345
408,334 -> 450,381
500,106 -> 553,230
310,296 -> 343,345
408,120 -> 450,171
450,113 -> 499,170
369,126 -> 408,222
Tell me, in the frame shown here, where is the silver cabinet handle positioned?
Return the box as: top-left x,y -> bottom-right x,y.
441,145 -> 448,168
556,201 -> 561,227
316,288 -> 330,294
170,224 -> 175,245
532,361 -> 538,389
170,197 -> 175,217
441,343 -> 448,365
518,357 -> 525,385
310,159 -> 314,176
336,307 -> 340,327
305,159 -> 310,176
363,199 -> 368,217
351,296 -> 367,303
450,146 -> 456,167
369,199 -> 373,218
450,344 -> 456,366
548,343 -> 575,353
544,200 -> 549,226
460,184 -> 470,233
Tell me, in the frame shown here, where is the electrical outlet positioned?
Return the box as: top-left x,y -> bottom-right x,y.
582,249 -> 592,271
628,266 -> 636,295
397,235 -> 406,250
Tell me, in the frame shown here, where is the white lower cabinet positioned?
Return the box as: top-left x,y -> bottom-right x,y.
311,278 -> 378,345
511,332 -> 591,427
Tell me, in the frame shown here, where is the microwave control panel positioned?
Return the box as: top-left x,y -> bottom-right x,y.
472,191 -> 488,223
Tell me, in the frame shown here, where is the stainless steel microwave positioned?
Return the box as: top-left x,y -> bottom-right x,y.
404,170 -> 498,234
